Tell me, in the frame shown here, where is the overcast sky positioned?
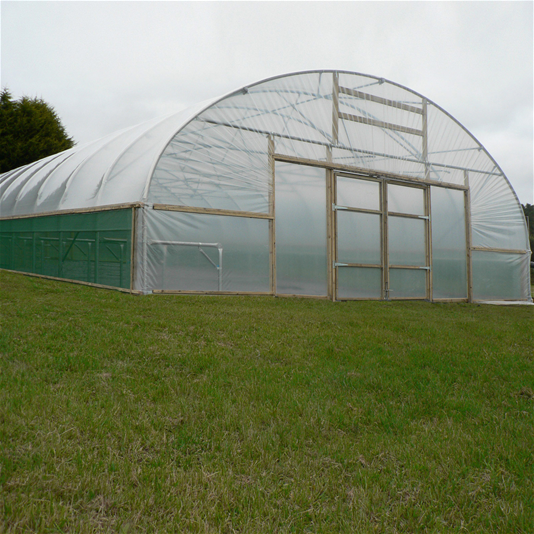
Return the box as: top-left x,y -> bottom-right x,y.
1,1 -> 533,203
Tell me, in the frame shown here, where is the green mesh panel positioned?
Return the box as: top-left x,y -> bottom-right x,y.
0,209 -> 133,289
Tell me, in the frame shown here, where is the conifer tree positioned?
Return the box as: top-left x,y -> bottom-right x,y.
0,89 -> 74,173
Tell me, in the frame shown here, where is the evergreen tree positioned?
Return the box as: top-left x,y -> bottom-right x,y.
0,89 -> 74,174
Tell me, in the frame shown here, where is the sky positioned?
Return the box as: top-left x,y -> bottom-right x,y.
1,1 -> 533,203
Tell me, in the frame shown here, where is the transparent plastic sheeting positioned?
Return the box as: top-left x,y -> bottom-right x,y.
430,187 -> 467,299
148,71 -> 524,226
337,211 -> 381,265
336,177 -> 380,211
0,101 -> 213,217
0,70 -> 530,300
389,268 -> 427,299
0,209 -> 132,289
469,171 -> 529,250
388,216 -> 426,266
337,267 -> 382,299
388,184 -> 425,216
142,209 -> 270,293
275,162 -> 327,296
472,251 -> 530,301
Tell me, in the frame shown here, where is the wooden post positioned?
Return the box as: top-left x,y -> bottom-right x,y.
329,73 -> 340,299
327,169 -> 334,300
268,135 -> 276,294
130,207 -> 137,291
426,186 -> 433,301
328,72 -> 339,164
382,181 -> 389,299
422,99 -> 429,181
464,171 -> 473,302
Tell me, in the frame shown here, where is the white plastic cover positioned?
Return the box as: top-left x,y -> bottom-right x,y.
142,209 -> 270,293
0,100 -> 214,217
1,70 -> 530,300
431,187 -> 468,299
275,162 -> 327,296
472,251 -> 530,301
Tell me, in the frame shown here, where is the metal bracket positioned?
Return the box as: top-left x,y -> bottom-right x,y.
334,262 -> 348,267
418,215 -> 429,220
332,203 -> 348,211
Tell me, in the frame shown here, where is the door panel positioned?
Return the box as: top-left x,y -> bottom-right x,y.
334,175 -> 383,299
334,175 -> 429,300
431,186 -> 468,299
386,183 -> 429,299
275,162 -> 327,296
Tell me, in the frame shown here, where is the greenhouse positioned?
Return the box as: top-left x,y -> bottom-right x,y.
0,70 -> 531,302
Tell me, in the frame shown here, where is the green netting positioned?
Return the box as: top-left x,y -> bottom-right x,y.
0,209 -> 133,289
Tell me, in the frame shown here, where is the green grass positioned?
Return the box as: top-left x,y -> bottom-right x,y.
1,271 -> 533,533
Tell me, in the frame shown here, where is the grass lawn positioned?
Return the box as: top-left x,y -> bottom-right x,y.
1,270 -> 533,533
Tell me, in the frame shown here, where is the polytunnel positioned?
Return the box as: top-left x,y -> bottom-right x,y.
0,70 -> 531,302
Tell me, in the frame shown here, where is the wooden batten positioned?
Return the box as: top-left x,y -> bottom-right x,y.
340,263 -> 382,269
152,290 -> 273,296
425,185 -> 433,301
464,179 -> 474,303
422,99 -> 429,181
388,210 -> 427,220
0,202 -> 143,221
432,298 -> 469,303
130,206 -> 137,291
269,135 -> 276,294
332,170 -> 339,300
329,72 -> 339,165
389,265 -> 429,270
338,85 -> 423,115
273,154 -> 468,191
152,204 -> 273,220
382,181 -> 389,300
275,293 -> 331,300
389,296 -> 429,301
337,206 -> 382,216
339,112 -> 423,137
337,297 -> 383,301
471,246 -> 529,255
472,299 -> 531,304
326,169 -> 334,300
